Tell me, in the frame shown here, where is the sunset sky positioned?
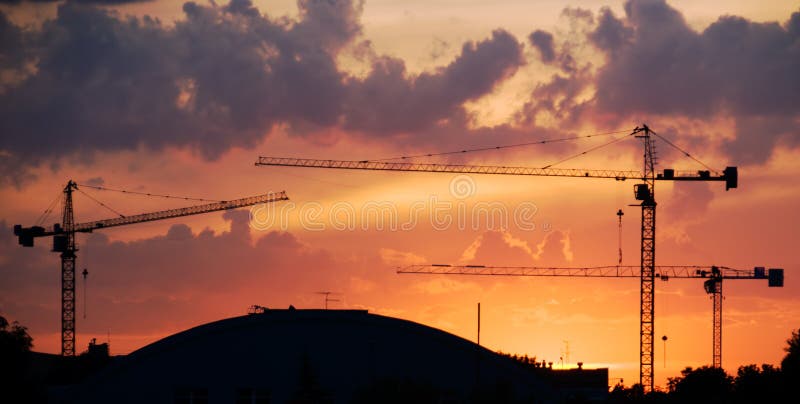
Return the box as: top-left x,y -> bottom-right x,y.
1,0 -> 798,390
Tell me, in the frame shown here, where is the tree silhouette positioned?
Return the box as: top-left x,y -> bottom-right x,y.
0,315 -> 33,352
0,315 -> 34,403
506,328 -> 800,403
781,328 -> 800,380
733,364 -> 782,404
667,366 -> 732,404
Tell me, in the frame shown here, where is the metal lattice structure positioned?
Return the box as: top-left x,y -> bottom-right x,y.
255,124 -> 738,392
14,183 -> 289,356
708,276 -> 724,368
60,181 -> 77,356
399,264 -> 784,370
635,127 -> 658,389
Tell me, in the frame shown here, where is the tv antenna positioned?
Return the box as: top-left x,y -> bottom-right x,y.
316,291 -> 341,309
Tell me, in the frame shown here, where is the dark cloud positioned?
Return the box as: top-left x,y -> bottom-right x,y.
518,71 -> 592,128
528,27 -> 581,74
292,0 -> 364,52
0,0 -> 152,4
589,0 -> 800,164
529,30 -> 556,63
83,176 -> 105,187
343,29 -> 523,133
0,211 -> 385,336
0,1 -> 526,187
0,0 -> 56,4
589,7 -> 632,53
0,11 -> 26,71
71,0 -> 154,3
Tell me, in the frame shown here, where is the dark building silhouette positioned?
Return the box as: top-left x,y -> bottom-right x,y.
49,309 -> 606,403
550,364 -> 608,403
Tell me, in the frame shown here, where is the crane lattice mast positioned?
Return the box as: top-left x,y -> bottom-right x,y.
635,125 -> 658,389
14,183 -> 289,356
255,125 -> 738,392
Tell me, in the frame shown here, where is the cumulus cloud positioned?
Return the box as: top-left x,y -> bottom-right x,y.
589,0 -> 800,164
2,0 -> 794,187
460,230 -> 572,267
342,29 -> 523,134
0,0 -> 152,4
379,247 -> 426,267
515,0 -> 799,165
0,0 -> 525,186
528,28 -> 582,74
0,0 -> 57,4
0,211 -> 384,336
0,11 -> 26,73
529,30 -> 556,63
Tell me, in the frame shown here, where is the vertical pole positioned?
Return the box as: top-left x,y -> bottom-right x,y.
82,268 -> 89,319
477,302 -> 481,346
475,302 -> 481,387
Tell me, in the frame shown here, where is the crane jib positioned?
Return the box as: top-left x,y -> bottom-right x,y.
255,157 -> 737,189
13,191 -> 289,245
255,125 -> 743,393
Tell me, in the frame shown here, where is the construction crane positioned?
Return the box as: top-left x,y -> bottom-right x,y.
398,264 -> 784,369
13,180 -> 289,356
254,124 -> 738,391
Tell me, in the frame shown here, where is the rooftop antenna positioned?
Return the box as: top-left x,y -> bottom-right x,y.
316,291 -> 340,309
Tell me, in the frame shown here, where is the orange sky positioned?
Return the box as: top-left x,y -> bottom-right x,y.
1,0 -> 798,390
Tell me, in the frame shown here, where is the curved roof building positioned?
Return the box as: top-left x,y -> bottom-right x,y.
62,309 -> 566,403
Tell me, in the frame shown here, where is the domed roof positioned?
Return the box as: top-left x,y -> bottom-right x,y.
67,309 -> 557,403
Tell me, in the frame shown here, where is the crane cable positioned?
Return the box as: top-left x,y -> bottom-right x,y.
75,188 -> 127,218
368,128 -> 720,174
541,132 -> 634,169
35,190 -> 64,226
82,234 -> 89,320
650,132 -> 719,174
77,183 -> 222,203
369,129 -> 631,162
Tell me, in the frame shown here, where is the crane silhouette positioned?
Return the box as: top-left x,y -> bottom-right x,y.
254,124 -> 738,391
13,180 -> 289,356
398,263 -> 784,369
